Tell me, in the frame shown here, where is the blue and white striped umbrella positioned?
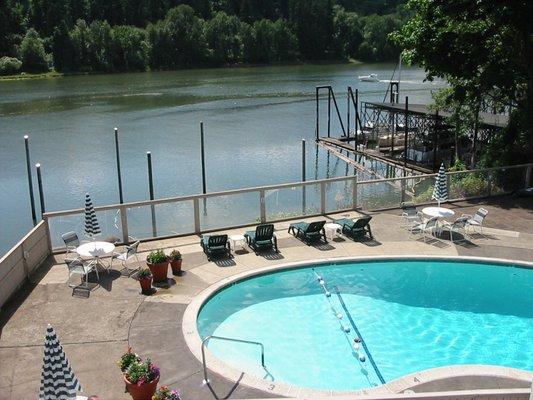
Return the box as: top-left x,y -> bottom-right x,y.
432,163 -> 448,206
84,193 -> 101,238
39,325 -> 82,400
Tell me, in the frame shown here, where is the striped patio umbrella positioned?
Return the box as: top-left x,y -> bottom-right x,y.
84,193 -> 101,238
39,325 -> 82,400
432,163 -> 448,207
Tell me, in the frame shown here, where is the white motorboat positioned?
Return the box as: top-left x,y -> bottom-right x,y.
358,73 -> 379,82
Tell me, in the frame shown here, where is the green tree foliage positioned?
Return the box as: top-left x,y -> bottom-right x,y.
20,28 -> 50,72
393,0 -> 532,166
52,21 -> 77,71
2,0 -> 406,74
288,0 -> 334,59
147,5 -> 207,69
205,11 -> 243,65
0,0 -> 24,56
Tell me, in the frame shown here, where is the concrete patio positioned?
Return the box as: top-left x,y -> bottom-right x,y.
1,196 -> 532,400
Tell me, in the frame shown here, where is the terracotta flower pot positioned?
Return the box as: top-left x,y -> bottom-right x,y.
139,276 -> 152,293
147,261 -> 168,283
124,375 -> 159,400
169,259 -> 182,275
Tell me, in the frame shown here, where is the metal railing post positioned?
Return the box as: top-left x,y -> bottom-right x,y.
43,216 -> 53,253
525,164 -> 532,188
320,182 -> 326,214
146,152 -> 157,237
259,189 -> 266,223
327,88 -> 331,137
352,176 -> 358,209
119,205 -> 129,244
487,171 -> 493,197
193,198 -> 201,234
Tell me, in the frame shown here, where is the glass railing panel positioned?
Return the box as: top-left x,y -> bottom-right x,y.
265,184 -> 321,221
357,179 -> 403,210
325,179 -> 355,213
47,209 -> 122,250
200,191 -> 260,231
448,170 -> 490,200
491,166 -> 526,195
406,176 -> 436,205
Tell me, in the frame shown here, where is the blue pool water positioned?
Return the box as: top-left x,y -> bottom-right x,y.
197,260 -> 533,391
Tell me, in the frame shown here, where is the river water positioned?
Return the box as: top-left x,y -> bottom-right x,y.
0,63 -> 444,254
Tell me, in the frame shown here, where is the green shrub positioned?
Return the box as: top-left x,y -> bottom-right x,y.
0,56 -> 22,75
146,249 -> 167,264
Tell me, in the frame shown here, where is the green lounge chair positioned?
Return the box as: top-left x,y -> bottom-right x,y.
200,234 -> 230,261
288,220 -> 327,244
244,224 -> 278,253
334,216 -> 373,240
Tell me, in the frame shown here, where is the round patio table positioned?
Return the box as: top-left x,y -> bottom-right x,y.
76,241 -> 115,258
421,206 -> 455,219
76,241 -> 115,273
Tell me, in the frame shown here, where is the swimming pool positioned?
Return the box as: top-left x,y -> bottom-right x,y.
196,259 -> 533,391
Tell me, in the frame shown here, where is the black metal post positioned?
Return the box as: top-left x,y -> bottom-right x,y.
327,88 -> 331,137
347,88 -> 350,136
433,110 -> 439,171
114,127 -> 124,204
200,121 -> 207,195
302,139 -> 306,213
24,135 -> 37,225
147,151 -> 157,237
403,96 -> 409,176
315,87 -> 319,141
355,88 -> 359,148
36,163 -> 45,217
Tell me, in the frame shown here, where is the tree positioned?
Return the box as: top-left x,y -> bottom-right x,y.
111,25 -> 149,71
393,0 -> 532,166
88,20 -> 113,70
0,0 -> 24,56
288,0 -> 334,59
52,21 -> 77,71
331,5 -> 362,60
147,5 -> 207,68
20,28 -> 50,72
70,19 -> 92,71
359,13 -> 401,61
205,11 -> 243,65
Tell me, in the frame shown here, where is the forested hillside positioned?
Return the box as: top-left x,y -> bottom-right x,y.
0,0 -> 406,75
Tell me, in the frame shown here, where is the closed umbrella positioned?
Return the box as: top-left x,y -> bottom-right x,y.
84,193 -> 101,238
432,163 -> 448,207
39,324 -> 82,400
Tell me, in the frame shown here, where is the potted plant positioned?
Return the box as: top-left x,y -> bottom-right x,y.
118,348 -> 160,400
138,268 -> 153,294
152,386 -> 181,400
168,250 -> 182,275
146,250 -> 168,282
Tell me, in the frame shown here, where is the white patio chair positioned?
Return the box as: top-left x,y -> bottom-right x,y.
442,216 -> 470,243
410,216 -> 439,242
401,202 -> 422,228
111,241 -> 140,277
462,207 -> 488,234
61,231 -> 80,254
66,257 -> 98,288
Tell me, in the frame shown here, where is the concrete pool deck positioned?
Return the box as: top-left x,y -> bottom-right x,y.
1,196 -> 532,399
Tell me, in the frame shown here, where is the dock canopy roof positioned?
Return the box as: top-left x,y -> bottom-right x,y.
365,102 -> 509,128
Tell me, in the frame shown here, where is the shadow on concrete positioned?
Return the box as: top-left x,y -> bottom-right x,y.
259,251 -> 284,261
206,372 -> 245,400
214,258 -> 237,268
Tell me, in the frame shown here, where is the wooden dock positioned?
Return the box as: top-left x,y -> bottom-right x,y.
318,137 -> 433,175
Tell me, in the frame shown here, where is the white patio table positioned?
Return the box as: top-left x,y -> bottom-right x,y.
421,206 -> 455,219
76,241 -> 115,273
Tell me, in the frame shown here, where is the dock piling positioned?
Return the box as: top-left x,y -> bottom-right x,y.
36,163 -> 45,217
24,135 -> 37,225
114,127 -> 124,204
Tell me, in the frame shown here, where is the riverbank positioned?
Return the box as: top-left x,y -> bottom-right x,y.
0,59 -> 364,82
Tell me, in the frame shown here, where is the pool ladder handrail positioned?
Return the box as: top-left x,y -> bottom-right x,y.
201,335 -> 266,384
